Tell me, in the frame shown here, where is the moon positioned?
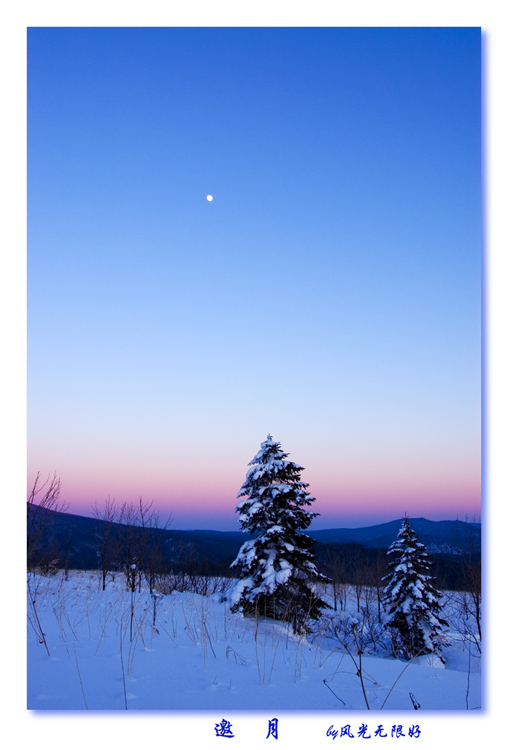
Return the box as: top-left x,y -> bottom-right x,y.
206,194 -> 213,201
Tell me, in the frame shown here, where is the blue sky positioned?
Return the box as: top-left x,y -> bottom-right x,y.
27,27 -> 481,529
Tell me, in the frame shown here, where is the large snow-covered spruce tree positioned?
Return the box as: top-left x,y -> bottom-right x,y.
382,517 -> 449,660
230,435 -> 329,632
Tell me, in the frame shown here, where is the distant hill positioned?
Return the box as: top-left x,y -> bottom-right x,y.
309,517 -> 481,555
27,505 -> 480,590
27,504 -> 251,573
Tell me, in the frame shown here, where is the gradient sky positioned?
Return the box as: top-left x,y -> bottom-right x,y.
27,27 -> 481,530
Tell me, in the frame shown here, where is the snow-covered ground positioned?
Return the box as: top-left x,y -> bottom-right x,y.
27,570 -> 480,712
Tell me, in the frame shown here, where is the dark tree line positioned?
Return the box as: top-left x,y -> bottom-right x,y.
315,542 -> 476,598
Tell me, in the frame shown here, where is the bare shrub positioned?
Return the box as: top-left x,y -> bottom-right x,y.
27,472 -> 68,573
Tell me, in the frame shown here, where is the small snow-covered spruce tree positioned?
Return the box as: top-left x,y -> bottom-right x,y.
382,517 -> 449,661
230,435 -> 329,633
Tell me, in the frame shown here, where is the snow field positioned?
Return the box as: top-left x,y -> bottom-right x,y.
27,570 -> 481,711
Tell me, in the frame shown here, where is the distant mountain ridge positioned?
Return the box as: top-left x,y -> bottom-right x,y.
308,517 -> 481,555
27,505 -> 480,574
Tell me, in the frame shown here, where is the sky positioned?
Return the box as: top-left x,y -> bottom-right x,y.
27,27 -> 481,530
